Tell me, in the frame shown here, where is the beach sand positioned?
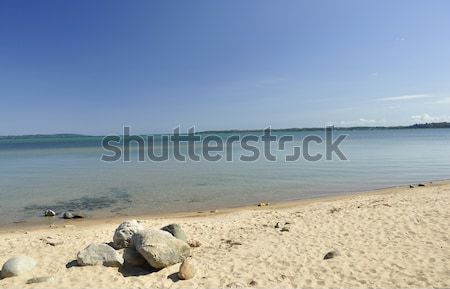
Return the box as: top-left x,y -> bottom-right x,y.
0,182 -> 449,288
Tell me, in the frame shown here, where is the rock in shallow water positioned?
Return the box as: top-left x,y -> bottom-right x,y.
63,211 -> 85,219
161,223 -> 187,242
113,220 -> 144,249
1,256 -> 37,279
77,244 -> 123,267
44,209 -> 56,217
132,229 -> 191,269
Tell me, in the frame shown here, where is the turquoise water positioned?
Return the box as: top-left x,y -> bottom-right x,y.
0,129 -> 449,226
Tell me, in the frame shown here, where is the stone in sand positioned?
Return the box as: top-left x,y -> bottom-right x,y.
123,247 -> 146,267
187,239 -> 201,248
113,220 -> 144,249
178,257 -> 196,280
44,209 -> 56,217
132,229 -> 191,269
1,256 -> 37,279
280,226 -> 290,232
323,250 -> 340,260
418,183 -> 425,187
161,223 -> 187,242
258,202 -> 270,207
409,185 -> 415,188
77,243 -> 123,267
26,276 -> 52,284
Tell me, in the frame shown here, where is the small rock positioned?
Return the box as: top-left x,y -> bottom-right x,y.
77,243 -> 123,267
249,280 -> 258,286
409,185 -> 415,188
133,229 -> 191,269
41,237 -> 64,246
418,183 -> 425,187
1,256 -> 37,278
187,239 -> 201,248
210,210 -> 219,213
280,226 -> 290,232
44,209 -> 56,217
161,223 -> 188,242
178,257 -> 196,280
113,220 -> 144,249
329,207 -> 342,214
257,202 -> 270,207
323,250 -> 340,260
63,211 -> 84,219
26,276 -> 52,284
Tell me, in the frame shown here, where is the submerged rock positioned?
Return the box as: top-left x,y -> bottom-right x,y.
1,256 -> 37,278
178,257 -> 196,280
63,211 -> 85,219
113,220 -> 144,249
161,223 -> 187,242
133,229 -> 191,269
77,244 -> 123,267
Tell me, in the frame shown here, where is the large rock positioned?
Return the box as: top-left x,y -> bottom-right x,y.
1,256 -> 37,278
123,248 -> 146,267
161,223 -> 187,242
77,244 -> 123,267
132,229 -> 191,269
113,220 -> 144,249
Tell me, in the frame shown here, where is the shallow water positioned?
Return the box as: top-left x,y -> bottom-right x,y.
0,129 -> 449,226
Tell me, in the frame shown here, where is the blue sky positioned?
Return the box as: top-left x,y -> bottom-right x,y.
1,0 -> 450,135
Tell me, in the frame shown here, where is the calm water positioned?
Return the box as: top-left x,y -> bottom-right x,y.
0,129 -> 449,226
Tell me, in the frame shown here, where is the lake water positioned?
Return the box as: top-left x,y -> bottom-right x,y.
1,129 -> 449,226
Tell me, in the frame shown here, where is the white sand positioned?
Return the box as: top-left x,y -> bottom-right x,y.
0,182 -> 449,288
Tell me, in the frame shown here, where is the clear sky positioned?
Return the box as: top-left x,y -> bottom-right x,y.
1,0 -> 450,135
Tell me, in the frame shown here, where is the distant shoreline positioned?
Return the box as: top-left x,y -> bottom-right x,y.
1,121 -> 450,139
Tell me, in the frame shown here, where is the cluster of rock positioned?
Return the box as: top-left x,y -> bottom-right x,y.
76,220 -> 197,280
0,220 -> 198,281
43,209 -> 85,219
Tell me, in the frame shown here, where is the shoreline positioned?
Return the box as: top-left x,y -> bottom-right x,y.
1,179 -> 449,288
1,178 -> 446,234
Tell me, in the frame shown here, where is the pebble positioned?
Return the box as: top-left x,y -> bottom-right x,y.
323,250 -> 340,260
187,239 -> 201,248
178,258 -> 196,280
26,276 -> 52,284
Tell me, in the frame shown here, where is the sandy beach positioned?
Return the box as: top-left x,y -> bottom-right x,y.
0,182 -> 449,288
